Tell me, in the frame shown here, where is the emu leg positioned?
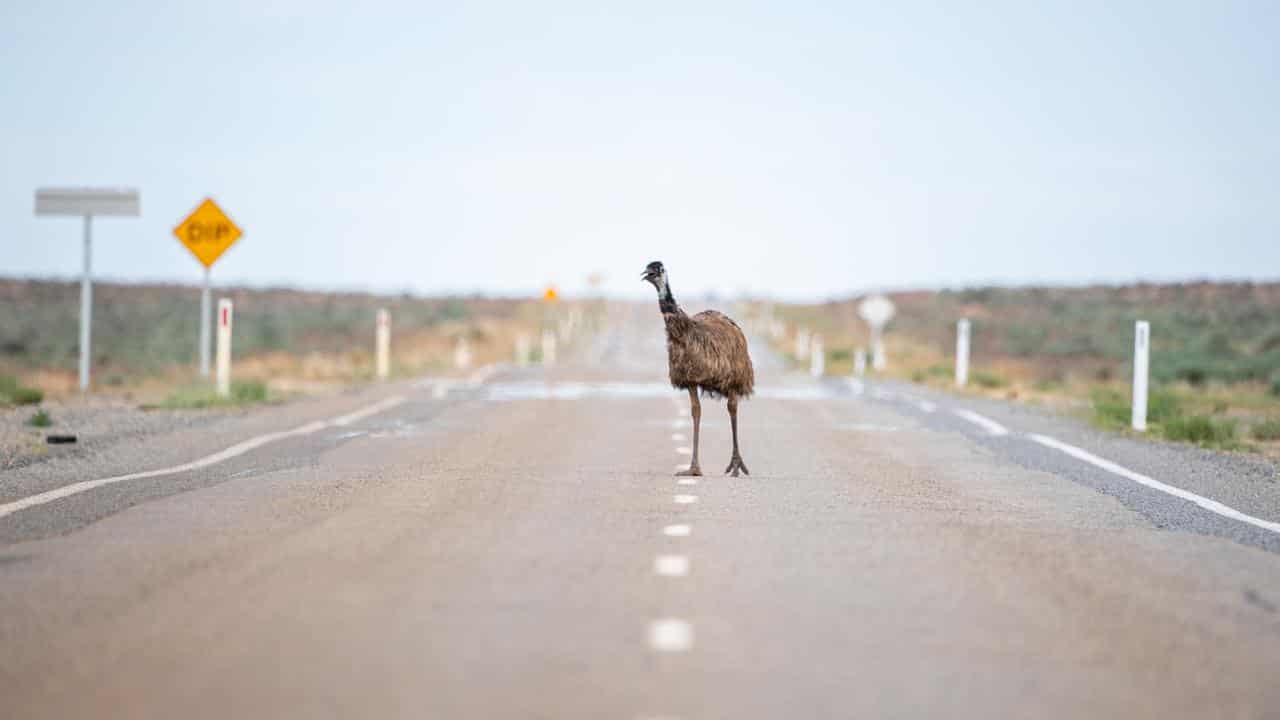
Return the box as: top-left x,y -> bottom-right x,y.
725,394 -> 750,477
676,387 -> 703,476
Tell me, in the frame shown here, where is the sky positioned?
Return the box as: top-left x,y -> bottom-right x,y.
1,1 -> 1277,300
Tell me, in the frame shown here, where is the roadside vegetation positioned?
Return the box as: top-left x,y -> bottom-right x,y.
151,380 -> 273,410
0,374 -> 43,406
760,281 -> 1280,458
0,279 -> 546,403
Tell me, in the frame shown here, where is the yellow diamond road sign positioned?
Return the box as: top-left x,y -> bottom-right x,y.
174,198 -> 242,268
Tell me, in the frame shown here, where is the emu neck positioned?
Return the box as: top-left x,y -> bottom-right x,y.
656,282 -> 681,316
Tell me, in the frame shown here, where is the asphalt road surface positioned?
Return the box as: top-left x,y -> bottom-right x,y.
2,304 -> 1279,719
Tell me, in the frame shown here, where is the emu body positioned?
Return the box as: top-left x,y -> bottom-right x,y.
643,260 -> 753,476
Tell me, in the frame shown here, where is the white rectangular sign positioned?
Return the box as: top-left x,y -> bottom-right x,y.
35,188 -> 140,217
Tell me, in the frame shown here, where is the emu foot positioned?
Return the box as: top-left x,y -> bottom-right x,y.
676,465 -> 703,477
725,455 -> 750,477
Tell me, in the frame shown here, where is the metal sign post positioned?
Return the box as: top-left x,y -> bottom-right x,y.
199,267 -> 212,377
858,294 -> 896,372
34,188 -> 141,392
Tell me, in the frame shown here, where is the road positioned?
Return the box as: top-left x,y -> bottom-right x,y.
2,304 -> 1279,719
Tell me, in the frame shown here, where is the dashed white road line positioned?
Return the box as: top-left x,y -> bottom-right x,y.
663,524 -> 692,537
675,446 -> 692,456
671,433 -> 686,442
916,399 -> 937,413
648,619 -> 693,652
952,408 -> 1010,436
0,395 -> 407,521
674,494 -> 698,505
676,478 -> 698,486
414,363 -> 503,398
1030,434 -> 1280,535
654,555 -> 690,577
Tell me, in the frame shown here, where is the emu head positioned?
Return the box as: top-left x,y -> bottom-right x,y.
641,261 -> 667,291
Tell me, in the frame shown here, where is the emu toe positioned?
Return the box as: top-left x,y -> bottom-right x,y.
676,465 -> 703,477
725,456 -> 750,477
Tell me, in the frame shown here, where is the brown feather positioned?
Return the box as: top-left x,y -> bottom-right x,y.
663,308 -> 754,399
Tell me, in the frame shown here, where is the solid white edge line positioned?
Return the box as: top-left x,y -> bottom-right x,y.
1029,434 -> 1280,535
952,408 -> 1010,436
674,494 -> 698,504
332,396 -> 406,426
0,395 -> 408,520
662,524 -> 692,537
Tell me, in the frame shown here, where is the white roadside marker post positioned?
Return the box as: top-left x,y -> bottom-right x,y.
541,330 -> 557,366
853,348 -> 867,377
795,328 -> 811,360
34,188 -> 140,392
454,336 -> 472,369
515,333 -> 531,366
810,335 -> 824,377
216,299 -> 233,397
1132,321 -> 1150,432
375,309 -> 390,380
955,319 -> 971,388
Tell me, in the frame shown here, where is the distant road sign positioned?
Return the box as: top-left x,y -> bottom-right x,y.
35,188 -> 139,217
34,187 -> 140,392
543,287 -> 559,302
858,294 -> 896,328
174,198 -> 242,268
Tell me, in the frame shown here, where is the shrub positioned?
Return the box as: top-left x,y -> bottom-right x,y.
1162,415 -> 1238,448
156,380 -> 270,410
0,375 -> 17,396
1252,419 -> 1280,442
11,386 -> 43,405
1147,389 -> 1182,424
926,364 -> 951,379
1032,378 -> 1063,392
971,371 -> 1006,389
1271,372 -> 1280,398
231,380 -> 268,404
1177,366 -> 1207,386
1091,388 -> 1131,429
26,409 -> 52,427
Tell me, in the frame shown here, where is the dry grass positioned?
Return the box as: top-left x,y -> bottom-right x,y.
0,278 -> 569,406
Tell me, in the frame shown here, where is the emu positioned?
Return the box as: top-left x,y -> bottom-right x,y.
642,260 -> 754,477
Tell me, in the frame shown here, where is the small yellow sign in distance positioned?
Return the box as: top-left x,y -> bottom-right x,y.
174,198 -> 242,269
543,286 -> 559,302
